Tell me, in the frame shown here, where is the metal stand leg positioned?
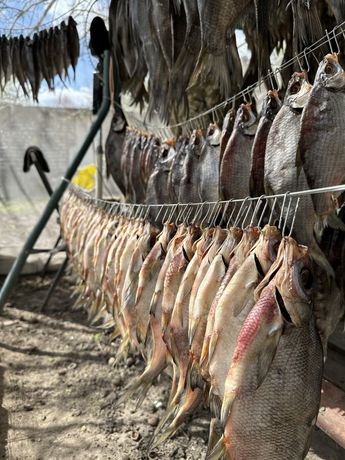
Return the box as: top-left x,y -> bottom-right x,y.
40,256 -> 69,312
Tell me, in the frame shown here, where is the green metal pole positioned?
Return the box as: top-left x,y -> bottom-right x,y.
0,51 -> 111,310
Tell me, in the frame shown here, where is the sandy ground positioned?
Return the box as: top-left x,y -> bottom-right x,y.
0,274 -> 344,460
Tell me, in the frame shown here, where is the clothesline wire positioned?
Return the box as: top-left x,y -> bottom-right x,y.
67,183 -> 345,210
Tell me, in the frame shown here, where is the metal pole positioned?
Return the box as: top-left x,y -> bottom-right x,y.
96,127 -> 103,199
0,51 -> 111,310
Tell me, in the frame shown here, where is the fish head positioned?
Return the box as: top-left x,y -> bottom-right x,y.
235,103 -> 257,135
262,90 -> 282,121
189,129 -> 204,156
274,237 -> 313,327
206,123 -> 221,146
285,71 -> 312,110
251,225 -> 282,275
314,53 -> 345,90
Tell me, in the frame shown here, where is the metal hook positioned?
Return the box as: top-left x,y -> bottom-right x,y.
219,200 -> 230,227
250,196 -> 265,226
267,69 -> 275,91
241,201 -> 253,228
234,197 -> 250,227
184,206 -> 194,226
176,203 -> 187,224
282,196 -> 293,236
268,197 -> 278,225
200,202 -> 213,228
210,201 -> 221,227
303,48 -> 310,73
192,202 -> 204,225
333,26 -> 341,55
325,28 -> 334,54
289,197 -> 300,237
295,52 -> 304,71
278,191 -> 290,230
155,204 -> 165,223
257,197 -> 269,228
226,199 -> 236,227
163,203 -> 176,224
144,204 -> 151,221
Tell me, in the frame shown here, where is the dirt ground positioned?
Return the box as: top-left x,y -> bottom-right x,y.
0,274 -> 344,460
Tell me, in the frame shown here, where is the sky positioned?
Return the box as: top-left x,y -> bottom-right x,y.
0,0 -> 110,109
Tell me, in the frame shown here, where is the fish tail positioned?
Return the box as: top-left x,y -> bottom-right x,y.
208,390 -> 222,420
206,418 -> 222,459
151,404 -> 177,443
207,331 -> 219,366
189,360 -> 205,390
152,388 -> 202,447
115,375 -> 151,410
192,52 -> 232,98
206,434 -> 226,460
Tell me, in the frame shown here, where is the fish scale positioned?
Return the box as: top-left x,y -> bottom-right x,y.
223,319 -> 322,460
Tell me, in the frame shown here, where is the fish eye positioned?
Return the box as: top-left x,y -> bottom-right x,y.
290,82 -> 301,94
270,98 -> 277,109
193,135 -> 200,145
208,127 -> 214,136
325,63 -> 334,75
242,110 -> 249,123
300,267 -> 313,291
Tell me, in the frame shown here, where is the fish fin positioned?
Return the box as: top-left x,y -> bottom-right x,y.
188,316 -> 201,346
150,420 -> 179,449
207,331 -> 219,366
314,212 -> 345,241
209,390 -> 221,420
206,434 -> 226,460
190,360 -> 205,390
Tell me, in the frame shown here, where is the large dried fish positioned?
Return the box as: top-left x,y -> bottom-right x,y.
67,16 -> 80,78
199,124 -> 221,202
220,103 -> 257,201
298,54 -> 345,235
249,90 -> 281,197
211,237 -> 322,460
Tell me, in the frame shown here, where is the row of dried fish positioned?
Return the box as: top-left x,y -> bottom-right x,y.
60,190 -> 344,459
109,0 -> 342,121
107,52 -> 345,279
0,16 -> 79,101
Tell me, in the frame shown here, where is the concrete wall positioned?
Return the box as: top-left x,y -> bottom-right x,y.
0,104 -> 104,201
0,103 -> 119,274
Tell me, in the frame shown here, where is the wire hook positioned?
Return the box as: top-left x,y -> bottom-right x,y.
234,197 -> 250,227
278,191 -> 290,230
333,26 -> 341,55
325,28 -> 334,54
289,197 -> 300,237
267,69 -> 276,91
282,196 -> 292,236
